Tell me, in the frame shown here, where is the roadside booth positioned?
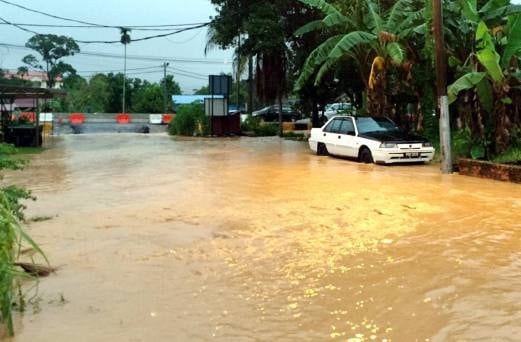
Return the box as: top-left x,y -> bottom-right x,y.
0,86 -> 65,147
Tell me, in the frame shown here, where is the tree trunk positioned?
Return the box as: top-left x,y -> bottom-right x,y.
278,94 -> 283,137
311,87 -> 320,128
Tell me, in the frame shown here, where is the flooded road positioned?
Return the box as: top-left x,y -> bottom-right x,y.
3,134 -> 521,341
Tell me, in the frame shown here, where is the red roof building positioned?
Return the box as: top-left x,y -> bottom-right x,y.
3,70 -> 63,89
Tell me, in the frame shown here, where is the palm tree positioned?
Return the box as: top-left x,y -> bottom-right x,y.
294,0 -> 419,117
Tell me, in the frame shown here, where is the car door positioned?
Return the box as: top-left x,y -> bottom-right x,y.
321,118 -> 342,154
335,118 -> 358,157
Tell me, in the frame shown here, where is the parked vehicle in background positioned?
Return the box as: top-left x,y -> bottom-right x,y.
324,102 -> 353,119
309,116 -> 435,164
252,105 -> 300,122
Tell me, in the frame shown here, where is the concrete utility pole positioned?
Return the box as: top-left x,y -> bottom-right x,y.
123,42 -> 127,113
120,28 -> 131,114
433,0 -> 453,174
162,62 -> 170,113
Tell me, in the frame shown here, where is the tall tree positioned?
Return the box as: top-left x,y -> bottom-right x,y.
22,34 -> 80,88
209,0 -> 295,136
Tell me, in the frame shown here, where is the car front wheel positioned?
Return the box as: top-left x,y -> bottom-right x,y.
359,147 -> 374,164
317,143 -> 329,156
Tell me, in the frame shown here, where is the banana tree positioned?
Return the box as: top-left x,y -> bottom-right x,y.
294,0 -> 419,117
448,0 -> 521,154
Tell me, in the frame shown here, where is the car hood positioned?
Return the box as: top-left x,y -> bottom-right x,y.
358,130 -> 428,143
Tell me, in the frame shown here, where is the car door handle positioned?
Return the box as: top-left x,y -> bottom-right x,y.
323,133 -> 326,137
338,135 -> 341,139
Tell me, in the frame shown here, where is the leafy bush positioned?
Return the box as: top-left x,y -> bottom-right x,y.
493,147 -> 521,164
168,103 -> 209,136
0,144 -> 45,336
452,128 -> 486,160
241,116 -> 278,136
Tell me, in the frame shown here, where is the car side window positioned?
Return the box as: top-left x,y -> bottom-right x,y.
338,119 -> 355,135
325,119 -> 342,133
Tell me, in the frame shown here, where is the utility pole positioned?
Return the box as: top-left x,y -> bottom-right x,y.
433,0 -> 453,174
162,62 -> 170,113
123,42 -> 127,113
120,28 -> 131,114
236,36 -> 241,114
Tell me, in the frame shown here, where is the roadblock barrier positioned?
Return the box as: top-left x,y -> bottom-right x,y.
116,113 -> 131,124
69,113 -> 86,124
149,114 -> 162,124
162,114 -> 174,124
39,113 -> 53,122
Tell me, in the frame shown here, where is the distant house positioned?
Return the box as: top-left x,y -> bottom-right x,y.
2,70 -> 63,89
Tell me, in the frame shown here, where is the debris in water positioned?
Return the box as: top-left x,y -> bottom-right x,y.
14,262 -> 56,277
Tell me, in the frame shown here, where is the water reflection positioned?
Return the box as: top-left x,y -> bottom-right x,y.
5,134 -> 521,341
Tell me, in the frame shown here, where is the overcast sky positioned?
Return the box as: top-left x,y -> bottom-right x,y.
0,0 -> 234,93
1,0 -> 521,93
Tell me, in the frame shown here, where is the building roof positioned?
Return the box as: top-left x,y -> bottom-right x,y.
0,85 -> 66,100
2,70 -> 63,82
172,94 -> 224,105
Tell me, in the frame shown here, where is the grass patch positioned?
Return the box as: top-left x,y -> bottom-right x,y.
15,147 -> 44,155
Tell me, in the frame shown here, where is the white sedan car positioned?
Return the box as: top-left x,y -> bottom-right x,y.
309,116 -> 435,164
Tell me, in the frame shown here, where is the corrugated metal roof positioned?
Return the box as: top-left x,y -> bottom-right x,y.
172,95 -> 224,105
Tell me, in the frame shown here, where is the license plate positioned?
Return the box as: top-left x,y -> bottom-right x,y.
405,152 -> 420,158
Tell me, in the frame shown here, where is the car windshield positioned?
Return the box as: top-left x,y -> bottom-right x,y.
355,117 -> 399,134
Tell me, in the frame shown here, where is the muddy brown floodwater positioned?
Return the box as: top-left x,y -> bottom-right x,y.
2,134 -> 521,341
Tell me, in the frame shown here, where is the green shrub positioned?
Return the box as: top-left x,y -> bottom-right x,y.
241,116 -> 278,136
493,147 -> 521,164
168,103 -> 209,136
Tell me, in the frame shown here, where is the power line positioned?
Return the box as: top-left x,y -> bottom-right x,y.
168,66 -> 207,77
82,24 -> 209,44
0,0 -> 209,29
76,66 -> 162,73
0,43 -> 228,65
0,16 -> 209,44
0,22 -> 209,32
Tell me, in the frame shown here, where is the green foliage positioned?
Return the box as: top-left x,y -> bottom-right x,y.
0,186 -> 35,222
168,103 -> 209,136
241,116 -> 278,136
133,84 -> 164,113
0,145 -> 45,336
452,128 -> 473,159
493,147 -> 521,163
53,72 -> 181,113
23,34 -> 80,88
448,72 -> 486,103
193,86 -> 209,95
0,144 -> 25,171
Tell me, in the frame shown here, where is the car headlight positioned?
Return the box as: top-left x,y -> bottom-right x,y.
422,142 -> 433,147
379,142 -> 397,148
